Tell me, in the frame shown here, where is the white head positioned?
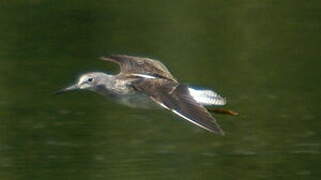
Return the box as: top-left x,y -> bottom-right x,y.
77,72 -> 100,89
56,72 -> 111,94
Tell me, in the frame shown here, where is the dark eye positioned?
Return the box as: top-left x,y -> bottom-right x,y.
88,78 -> 93,82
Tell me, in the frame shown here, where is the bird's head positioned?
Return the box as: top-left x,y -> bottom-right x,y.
55,72 -> 107,94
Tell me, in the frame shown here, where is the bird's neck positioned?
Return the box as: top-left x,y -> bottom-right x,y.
92,74 -> 117,96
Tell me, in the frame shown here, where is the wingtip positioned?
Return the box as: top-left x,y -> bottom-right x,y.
99,56 -> 110,61
99,55 -> 128,61
216,130 -> 225,136
210,127 -> 225,136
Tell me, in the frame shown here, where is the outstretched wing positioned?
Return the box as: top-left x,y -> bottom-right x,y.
100,55 -> 176,81
133,79 -> 225,135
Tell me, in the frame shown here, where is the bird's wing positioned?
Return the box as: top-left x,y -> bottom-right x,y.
100,55 -> 176,81
133,79 -> 225,135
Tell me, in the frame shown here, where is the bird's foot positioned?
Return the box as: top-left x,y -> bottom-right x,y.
207,108 -> 239,116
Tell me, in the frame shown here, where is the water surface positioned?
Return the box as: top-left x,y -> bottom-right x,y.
0,0 -> 320,179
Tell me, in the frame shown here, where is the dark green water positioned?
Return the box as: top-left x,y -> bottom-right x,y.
0,0 -> 320,179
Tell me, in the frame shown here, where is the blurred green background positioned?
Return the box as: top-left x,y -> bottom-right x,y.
0,0 -> 320,180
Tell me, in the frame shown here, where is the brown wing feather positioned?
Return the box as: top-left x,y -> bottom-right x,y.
133,79 -> 225,135
100,55 -> 176,81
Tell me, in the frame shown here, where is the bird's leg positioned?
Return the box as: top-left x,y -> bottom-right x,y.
207,108 -> 239,116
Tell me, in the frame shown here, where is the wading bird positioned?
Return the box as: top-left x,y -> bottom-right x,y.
56,55 -> 238,135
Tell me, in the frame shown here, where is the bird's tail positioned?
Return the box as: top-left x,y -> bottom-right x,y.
187,86 -> 226,106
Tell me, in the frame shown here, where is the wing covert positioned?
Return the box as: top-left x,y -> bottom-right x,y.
100,55 -> 176,81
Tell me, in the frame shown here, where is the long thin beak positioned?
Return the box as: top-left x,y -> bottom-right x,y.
54,84 -> 79,95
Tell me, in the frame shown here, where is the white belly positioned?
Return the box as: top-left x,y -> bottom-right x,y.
115,93 -> 158,109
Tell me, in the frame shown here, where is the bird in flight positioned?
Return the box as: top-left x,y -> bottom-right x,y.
56,55 -> 237,135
